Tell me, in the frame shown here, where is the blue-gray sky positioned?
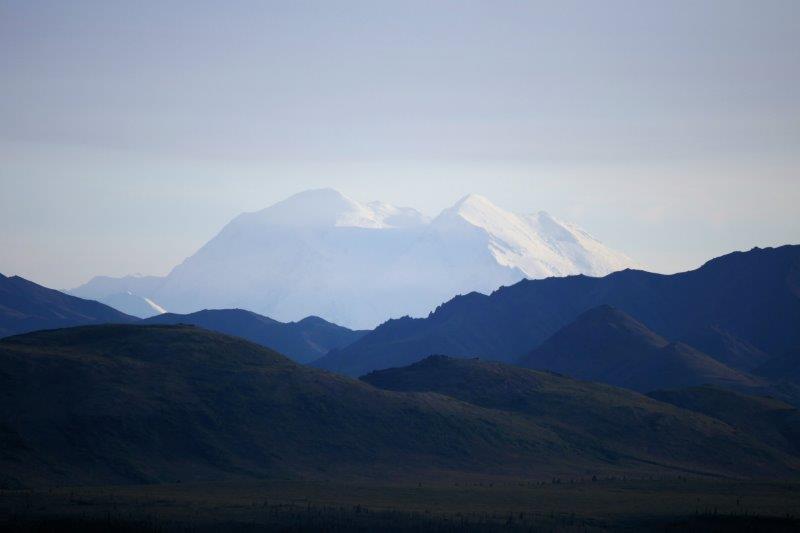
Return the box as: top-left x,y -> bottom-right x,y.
1,0 -> 798,288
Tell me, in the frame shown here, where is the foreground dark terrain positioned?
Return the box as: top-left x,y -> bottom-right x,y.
2,478 -> 800,532
3,325 -> 800,488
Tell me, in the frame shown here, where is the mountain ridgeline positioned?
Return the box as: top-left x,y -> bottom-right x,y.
144,309 -> 367,364
315,245 -> 800,379
0,275 -> 365,363
2,325 -> 799,488
0,273 -> 136,338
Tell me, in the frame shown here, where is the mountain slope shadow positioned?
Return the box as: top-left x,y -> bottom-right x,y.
518,305 -> 760,392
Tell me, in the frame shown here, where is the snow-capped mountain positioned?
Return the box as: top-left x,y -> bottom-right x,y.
69,274 -> 168,319
71,189 -> 636,328
432,194 -> 633,278
230,189 -> 430,229
99,292 -> 167,319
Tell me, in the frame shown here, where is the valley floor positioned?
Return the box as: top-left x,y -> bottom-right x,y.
1,477 -> 799,531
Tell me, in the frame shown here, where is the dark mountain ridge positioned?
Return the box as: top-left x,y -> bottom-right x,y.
315,245 -> 800,376
0,275 -> 365,363
144,309 -> 366,363
518,305 -> 760,392
0,273 -> 136,338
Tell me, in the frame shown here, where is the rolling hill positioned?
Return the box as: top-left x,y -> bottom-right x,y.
649,386 -> 800,457
2,325 -> 798,488
361,355 -> 799,477
315,245 -> 800,376
0,273 -> 136,338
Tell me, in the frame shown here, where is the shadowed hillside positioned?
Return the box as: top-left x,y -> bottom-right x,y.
518,305 -> 759,392
361,355 -> 800,478
2,326 -> 799,489
649,386 -> 800,457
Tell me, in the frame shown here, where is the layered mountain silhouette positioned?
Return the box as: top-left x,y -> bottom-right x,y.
361,356 -> 799,477
144,309 -> 366,363
315,245 -> 800,377
518,306 -> 759,392
0,274 -> 365,363
2,326 -> 798,488
0,273 -> 135,338
70,189 -> 634,328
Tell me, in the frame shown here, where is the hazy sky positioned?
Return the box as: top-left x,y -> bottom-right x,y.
1,1 -> 799,288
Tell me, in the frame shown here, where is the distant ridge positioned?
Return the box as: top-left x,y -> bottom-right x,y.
66,275 -> 167,318
0,273 -> 136,338
519,305 -> 759,392
144,308 -> 366,363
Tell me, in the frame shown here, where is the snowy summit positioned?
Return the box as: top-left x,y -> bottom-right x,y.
72,189 -> 636,328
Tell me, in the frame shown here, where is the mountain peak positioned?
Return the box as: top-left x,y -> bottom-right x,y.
436,193 -> 514,228
445,194 -> 507,220
519,303 -> 758,392
283,187 -> 349,203
243,189 -> 425,229
452,193 -> 495,208
85,190 -> 637,328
